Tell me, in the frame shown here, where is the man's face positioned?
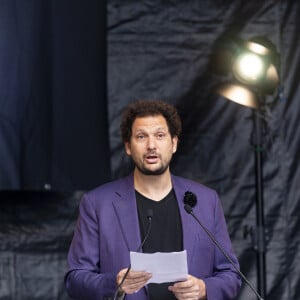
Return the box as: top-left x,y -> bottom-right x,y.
125,115 -> 178,176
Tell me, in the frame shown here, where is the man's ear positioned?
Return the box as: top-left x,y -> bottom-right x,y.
172,136 -> 178,153
125,142 -> 131,156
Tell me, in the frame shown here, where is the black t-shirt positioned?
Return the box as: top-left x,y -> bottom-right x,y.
136,189 -> 183,300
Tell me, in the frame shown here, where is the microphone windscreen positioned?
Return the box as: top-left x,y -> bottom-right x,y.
184,191 -> 197,208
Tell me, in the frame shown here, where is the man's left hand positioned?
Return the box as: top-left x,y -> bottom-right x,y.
168,275 -> 207,300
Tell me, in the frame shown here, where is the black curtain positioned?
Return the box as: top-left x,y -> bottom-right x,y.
0,0 -> 110,191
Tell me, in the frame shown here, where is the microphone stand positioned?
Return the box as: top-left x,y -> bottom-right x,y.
185,204 -> 264,300
113,211 -> 153,300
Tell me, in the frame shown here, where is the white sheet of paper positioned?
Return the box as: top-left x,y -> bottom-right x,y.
130,250 -> 188,284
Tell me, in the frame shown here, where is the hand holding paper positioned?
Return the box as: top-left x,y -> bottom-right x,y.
130,250 -> 188,284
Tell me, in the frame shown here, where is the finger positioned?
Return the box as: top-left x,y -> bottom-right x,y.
169,285 -> 195,295
171,280 -> 193,290
117,270 -> 150,286
124,276 -> 149,288
122,273 -> 152,294
169,279 -> 204,300
127,270 -> 151,279
169,282 -> 198,294
122,280 -> 147,294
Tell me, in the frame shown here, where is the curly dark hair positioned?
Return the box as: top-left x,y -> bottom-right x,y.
120,100 -> 182,143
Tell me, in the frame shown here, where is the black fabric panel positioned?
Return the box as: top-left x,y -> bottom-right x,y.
0,191 -> 82,300
0,0 -> 110,191
107,1 -> 300,299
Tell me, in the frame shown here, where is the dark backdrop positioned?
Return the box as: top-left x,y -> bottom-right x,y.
0,0 -> 110,190
0,1 -> 299,299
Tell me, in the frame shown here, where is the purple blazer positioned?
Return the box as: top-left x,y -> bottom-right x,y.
65,174 -> 241,300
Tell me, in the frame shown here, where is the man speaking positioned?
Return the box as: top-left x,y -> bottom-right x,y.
65,100 -> 241,299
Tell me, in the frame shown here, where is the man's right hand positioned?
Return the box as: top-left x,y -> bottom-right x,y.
116,269 -> 152,294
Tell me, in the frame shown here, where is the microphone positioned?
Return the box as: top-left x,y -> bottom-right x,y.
112,209 -> 153,300
184,192 -> 264,300
184,191 -> 197,208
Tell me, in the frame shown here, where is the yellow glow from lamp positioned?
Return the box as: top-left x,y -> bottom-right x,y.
233,53 -> 265,83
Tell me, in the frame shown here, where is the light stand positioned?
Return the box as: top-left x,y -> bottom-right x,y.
252,105 -> 267,299
213,36 -> 280,300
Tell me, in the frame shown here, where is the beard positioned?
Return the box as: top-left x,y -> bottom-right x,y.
132,152 -> 172,176
135,162 -> 170,176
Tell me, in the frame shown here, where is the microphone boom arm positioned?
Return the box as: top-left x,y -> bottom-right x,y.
113,211 -> 153,300
184,204 -> 264,300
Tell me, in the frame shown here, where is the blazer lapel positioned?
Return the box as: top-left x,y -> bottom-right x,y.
112,175 -> 142,253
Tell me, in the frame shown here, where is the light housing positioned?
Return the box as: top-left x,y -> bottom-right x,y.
214,36 -> 280,109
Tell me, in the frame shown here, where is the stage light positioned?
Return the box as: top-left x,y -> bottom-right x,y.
215,36 -> 280,108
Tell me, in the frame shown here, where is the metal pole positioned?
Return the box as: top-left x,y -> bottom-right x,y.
253,109 -> 267,299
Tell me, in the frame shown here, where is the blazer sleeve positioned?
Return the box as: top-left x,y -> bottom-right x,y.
65,193 -> 117,300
